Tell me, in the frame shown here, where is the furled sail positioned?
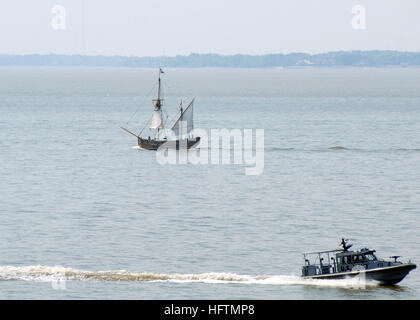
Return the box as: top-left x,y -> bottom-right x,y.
150,110 -> 163,129
172,99 -> 194,135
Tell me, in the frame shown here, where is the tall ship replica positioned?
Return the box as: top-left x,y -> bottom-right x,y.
121,69 -> 200,150
301,239 -> 416,285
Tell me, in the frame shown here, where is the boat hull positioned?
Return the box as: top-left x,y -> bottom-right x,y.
138,137 -> 201,151
303,263 -> 416,285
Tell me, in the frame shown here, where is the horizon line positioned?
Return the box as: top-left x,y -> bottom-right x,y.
1,50 -> 420,59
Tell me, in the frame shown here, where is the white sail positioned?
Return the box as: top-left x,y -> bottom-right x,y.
150,110 -> 163,129
172,99 -> 194,136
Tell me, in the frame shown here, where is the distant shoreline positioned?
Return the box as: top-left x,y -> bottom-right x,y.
2,65 -> 420,70
1,51 -> 420,68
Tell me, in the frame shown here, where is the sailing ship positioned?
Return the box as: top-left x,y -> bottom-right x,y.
121,69 -> 200,150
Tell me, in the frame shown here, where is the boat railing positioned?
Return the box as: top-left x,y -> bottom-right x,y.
303,250 -> 341,274
303,262 -> 337,276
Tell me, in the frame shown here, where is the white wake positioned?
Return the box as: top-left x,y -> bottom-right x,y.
0,265 -> 378,289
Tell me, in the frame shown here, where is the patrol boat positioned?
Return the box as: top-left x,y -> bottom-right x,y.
301,239 -> 416,285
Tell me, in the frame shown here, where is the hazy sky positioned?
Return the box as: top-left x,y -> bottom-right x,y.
1,0 -> 419,56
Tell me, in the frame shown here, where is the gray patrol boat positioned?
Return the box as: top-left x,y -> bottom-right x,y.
301,239 -> 416,285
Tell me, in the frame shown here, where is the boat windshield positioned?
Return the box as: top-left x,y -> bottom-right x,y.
365,253 -> 377,261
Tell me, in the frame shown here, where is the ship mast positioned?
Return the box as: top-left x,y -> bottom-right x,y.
179,99 -> 183,138
171,98 -> 194,139
157,70 -> 161,102
153,68 -> 164,139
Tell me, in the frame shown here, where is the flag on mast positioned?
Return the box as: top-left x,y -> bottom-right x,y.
160,68 -> 164,74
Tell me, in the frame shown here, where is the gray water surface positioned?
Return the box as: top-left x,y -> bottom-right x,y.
0,67 -> 419,299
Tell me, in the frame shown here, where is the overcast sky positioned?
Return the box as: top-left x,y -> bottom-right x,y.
1,0 -> 419,56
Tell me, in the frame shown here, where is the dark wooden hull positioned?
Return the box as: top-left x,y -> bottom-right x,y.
303,263 -> 416,285
138,137 -> 201,151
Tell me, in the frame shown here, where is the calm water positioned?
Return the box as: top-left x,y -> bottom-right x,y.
0,67 -> 419,299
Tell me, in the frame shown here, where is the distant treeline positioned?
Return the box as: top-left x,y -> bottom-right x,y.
1,51 -> 420,68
